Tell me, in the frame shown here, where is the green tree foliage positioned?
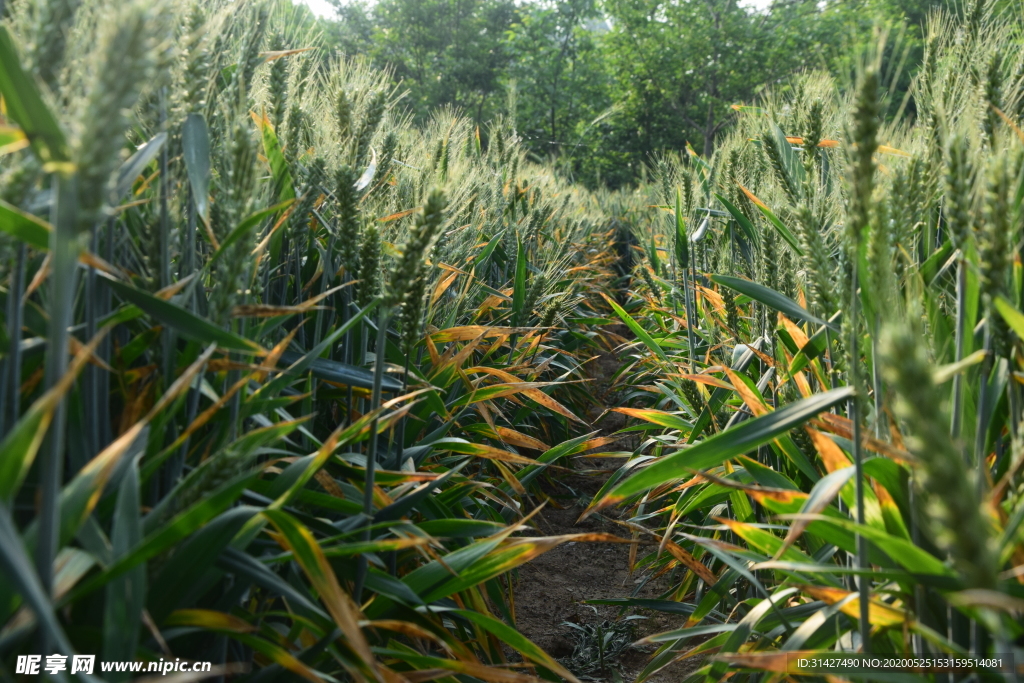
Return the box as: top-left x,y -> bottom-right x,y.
329,0 -> 517,122
320,0 -> 953,188
501,1 -> 610,162
602,0 -> 776,161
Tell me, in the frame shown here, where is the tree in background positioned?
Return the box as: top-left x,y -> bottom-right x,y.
501,0 -> 611,168
324,0 -> 376,56
320,0 -> 946,188
602,0 -> 761,160
328,0 -> 517,122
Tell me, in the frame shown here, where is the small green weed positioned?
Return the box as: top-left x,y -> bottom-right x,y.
560,616 -> 644,680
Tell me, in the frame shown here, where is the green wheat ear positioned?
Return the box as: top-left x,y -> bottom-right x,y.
847,66 -> 879,252
355,222 -> 382,309
354,90 -> 386,168
802,99 -> 824,171
75,0 -> 165,230
209,111 -> 258,326
866,185 -> 895,309
721,286 -> 740,339
336,88 -> 352,140
371,131 -> 398,190
636,261 -> 661,303
335,165 -> 362,276
888,157 -> 923,282
879,319 -> 998,591
658,162 -> 674,206
28,0 -> 82,90
979,151 -> 1011,357
387,190 -> 449,351
943,132 -> 974,250
682,169 -> 695,215
758,225 -> 779,298
979,50 -> 1003,147
232,4 -> 269,103
762,129 -> 799,204
539,293 -> 574,330
291,158 -> 326,236
283,56 -> 312,166
680,379 -> 706,416
179,3 -> 210,115
779,248 -> 797,300
268,34 -> 288,132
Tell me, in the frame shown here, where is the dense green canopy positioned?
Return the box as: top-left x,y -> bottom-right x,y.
320,0 -> 940,187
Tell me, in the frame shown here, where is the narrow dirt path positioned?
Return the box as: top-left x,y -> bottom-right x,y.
512,330 -> 702,682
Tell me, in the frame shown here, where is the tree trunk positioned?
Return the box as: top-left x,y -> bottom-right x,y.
703,99 -> 715,158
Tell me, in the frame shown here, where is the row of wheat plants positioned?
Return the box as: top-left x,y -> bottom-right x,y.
0,0 -> 623,679
585,3 -> 1024,681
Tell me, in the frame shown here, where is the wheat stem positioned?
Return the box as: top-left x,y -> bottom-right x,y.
355,305 -> 389,602
37,173 -> 80,619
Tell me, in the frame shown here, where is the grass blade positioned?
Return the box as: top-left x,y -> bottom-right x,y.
600,292 -> 669,362
0,199 -> 51,249
712,274 -> 835,329
182,113 -> 211,226
0,26 -> 70,164
592,387 -> 853,510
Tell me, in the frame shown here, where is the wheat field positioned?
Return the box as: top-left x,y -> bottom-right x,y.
1,0 -> 1024,681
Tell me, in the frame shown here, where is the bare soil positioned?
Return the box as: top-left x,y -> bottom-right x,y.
511,336 -> 702,683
